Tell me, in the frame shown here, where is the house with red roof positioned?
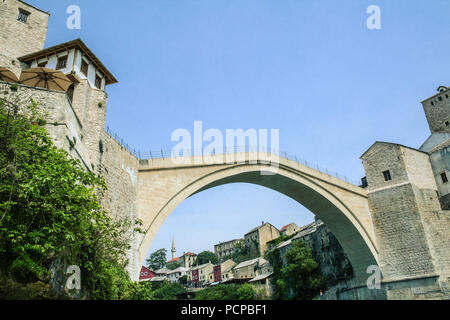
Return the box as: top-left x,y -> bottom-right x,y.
167,252 -> 197,269
280,223 -> 300,236
138,266 -> 156,282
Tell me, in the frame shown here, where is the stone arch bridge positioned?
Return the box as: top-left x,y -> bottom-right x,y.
135,152 -> 378,284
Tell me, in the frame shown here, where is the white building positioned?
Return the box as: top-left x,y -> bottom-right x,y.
153,267 -> 171,277
233,257 -> 267,280
20,38 -> 117,92
167,267 -> 187,283
187,262 -> 214,287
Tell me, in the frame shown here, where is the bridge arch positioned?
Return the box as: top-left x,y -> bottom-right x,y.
136,154 -> 379,283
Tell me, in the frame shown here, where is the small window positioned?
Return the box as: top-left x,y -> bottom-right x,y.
441,172 -> 448,184
431,101 -> 434,106
80,60 -> 88,76
17,9 -> 30,23
383,170 -> 392,181
438,97 -> 443,101
67,84 -> 74,103
95,75 -> 102,89
56,56 -> 68,70
446,121 -> 449,127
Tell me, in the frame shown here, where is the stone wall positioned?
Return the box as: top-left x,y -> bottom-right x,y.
440,194 -> 450,210
1,80 -> 142,279
318,275 -> 448,300
307,222 -> 354,283
429,145 -> 450,203
362,143 -> 410,191
403,147 -> 439,190
415,189 -> 450,283
368,184 -> 436,280
277,220 -> 353,286
99,131 -> 141,279
244,223 -> 280,258
0,81 -> 91,169
0,0 -> 49,75
362,141 -> 449,299
78,82 -> 108,173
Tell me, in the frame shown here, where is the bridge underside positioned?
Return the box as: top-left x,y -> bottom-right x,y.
193,170 -> 378,282
135,155 -> 379,284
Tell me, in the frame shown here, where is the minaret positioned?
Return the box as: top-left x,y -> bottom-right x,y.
171,236 -> 176,260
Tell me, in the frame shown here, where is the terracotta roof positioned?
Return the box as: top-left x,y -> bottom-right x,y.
280,223 -> 294,231
18,39 -> 118,85
168,252 -> 196,263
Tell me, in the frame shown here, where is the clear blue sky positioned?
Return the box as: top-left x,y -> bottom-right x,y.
30,0 -> 450,260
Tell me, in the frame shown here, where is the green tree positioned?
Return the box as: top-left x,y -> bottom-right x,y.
166,261 -> 182,270
220,241 -> 250,264
267,240 -> 325,300
123,281 -> 154,300
265,247 -> 285,299
146,249 -> 167,270
152,281 -> 186,300
0,98 -> 142,299
194,284 -> 258,300
193,251 -> 219,266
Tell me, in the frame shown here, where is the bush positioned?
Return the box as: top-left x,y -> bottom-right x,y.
266,240 -> 326,300
152,281 -> 186,300
194,284 -> 258,300
0,99 -> 142,299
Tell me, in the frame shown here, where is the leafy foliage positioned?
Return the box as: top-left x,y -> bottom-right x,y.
266,233 -> 297,250
220,241 -> 249,264
122,281 -> 154,300
266,240 -> 325,300
166,260 -> 182,270
194,284 -> 259,300
0,99 -> 141,299
152,281 -> 186,300
146,249 -> 167,270
193,251 -> 218,266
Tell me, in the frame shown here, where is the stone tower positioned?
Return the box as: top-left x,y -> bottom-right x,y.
0,0 -> 50,75
0,0 -> 142,280
421,86 -> 450,134
361,142 -> 450,299
420,86 -> 450,210
171,237 -> 176,260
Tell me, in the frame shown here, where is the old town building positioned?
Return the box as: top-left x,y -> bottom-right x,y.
214,239 -> 243,260
279,223 -> 300,236
244,222 -> 280,258
273,218 -> 353,284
